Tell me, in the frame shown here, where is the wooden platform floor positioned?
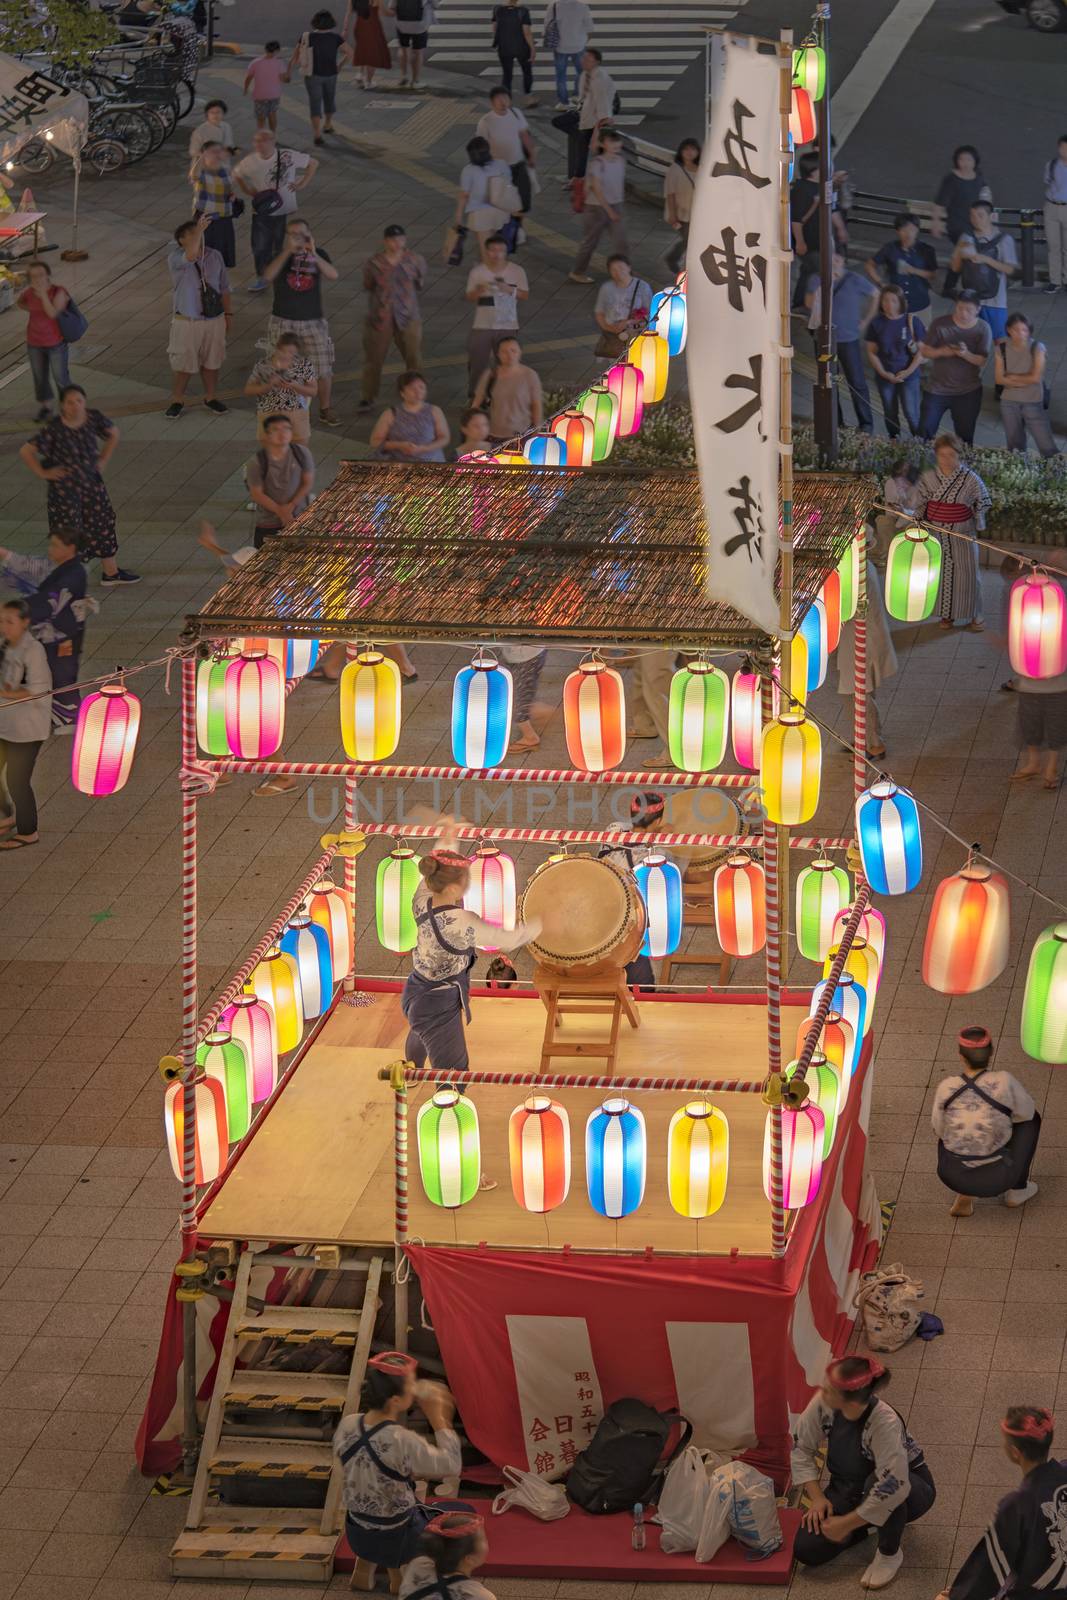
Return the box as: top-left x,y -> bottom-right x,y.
199,990 -> 808,1255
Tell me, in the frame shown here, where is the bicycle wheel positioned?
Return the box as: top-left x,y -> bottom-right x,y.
17,139 -> 55,175
84,137 -> 126,175
152,94 -> 178,138
92,107 -> 153,163
174,76 -> 195,119
141,105 -> 167,151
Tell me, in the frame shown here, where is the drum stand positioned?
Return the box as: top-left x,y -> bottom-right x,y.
533,964 -> 640,1078
660,877 -> 734,988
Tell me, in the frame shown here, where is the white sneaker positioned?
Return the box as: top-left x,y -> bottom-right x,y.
861,1549 -> 903,1589
1004,1180 -> 1038,1207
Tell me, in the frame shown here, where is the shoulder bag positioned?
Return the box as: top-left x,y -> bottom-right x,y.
252,150 -> 286,216
57,294 -> 88,344
195,260 -> 225,320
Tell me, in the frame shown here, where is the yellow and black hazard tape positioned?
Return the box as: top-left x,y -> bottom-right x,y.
210,1457 -> 332,1480
151,1473 -> 192,1496
236,1321 -> 357,1346
224,1390 -> 344,1411
176,1544 -> 327,1562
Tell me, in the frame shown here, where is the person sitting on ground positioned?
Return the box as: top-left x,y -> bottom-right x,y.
932,1024 -> 1040,1217
398,1513 -> 497,1600
0,528 -> 93,733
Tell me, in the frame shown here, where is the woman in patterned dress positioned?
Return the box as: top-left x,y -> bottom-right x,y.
916,433 -> 991,630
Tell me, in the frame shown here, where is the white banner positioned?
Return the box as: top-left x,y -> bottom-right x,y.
688,32 -> 784,637
0,56 -> 89,165
505,1313 -> 604,1478
665,1320 -> 756,1451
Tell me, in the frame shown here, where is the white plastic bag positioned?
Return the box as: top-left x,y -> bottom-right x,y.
714,1461 -> 782,1558
694,1476 -> 731,1563
491,1464 -> 570,1521
656,1445 -> 710,1554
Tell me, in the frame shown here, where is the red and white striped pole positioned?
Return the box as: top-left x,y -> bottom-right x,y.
179,657 -> 199,1256
379,1066 -> 768,1093
853,525 -> 869,809
391,1063 -> 410,1351
210,759 -> 758,789
762,672 -> 787,1259
794,884 -> 871,1077
343,645 -> 358,993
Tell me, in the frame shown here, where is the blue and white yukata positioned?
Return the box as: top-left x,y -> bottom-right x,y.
333,1413 -> 463,1569
400,1557 -> 496,1600
931,1068 -> 1040,1200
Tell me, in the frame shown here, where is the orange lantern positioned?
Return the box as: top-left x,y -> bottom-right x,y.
922,862 -> 1010,995
306,877 -> 353,980
164,1076 -> 228,1184
790,86 -> 816,145
713,853 -> 766,958
820,570 -> 842,653
551,409 -> 596,467
563,655 -> 626,772
795,1007 -> 857,1107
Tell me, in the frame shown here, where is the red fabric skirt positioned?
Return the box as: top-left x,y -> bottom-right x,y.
354,11 -> 392,67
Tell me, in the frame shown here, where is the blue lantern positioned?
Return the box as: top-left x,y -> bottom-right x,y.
284,638 -> 320,680
280,914 -> 334,1020
635,852 -> 683,958
649,288 -> 687,356
451,651 -> 514,768
798,597 -> 828,693
586,1097 -> 646,1218
811,972 -> 868,1041
787,131 -> 795,182
523,431 -> 566,467
856,781 -> 922,895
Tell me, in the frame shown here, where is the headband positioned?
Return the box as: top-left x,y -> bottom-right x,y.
630,790 -> 665,824
429,849 -> 468,868
958,1026 -> 992,1049
1001,1409 -> 1054,1441
426,1512 -> 484,1539
827,1356 -> 885,1392
368,1351 -> 418,1377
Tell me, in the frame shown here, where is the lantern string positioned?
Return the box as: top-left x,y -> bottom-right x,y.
10,644 -> 195,709
872,500 -> 1067,584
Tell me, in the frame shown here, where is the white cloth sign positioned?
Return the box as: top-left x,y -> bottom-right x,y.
688,32 -> 783,637
505,1314 -> 603,1479
665,1320 -> 756,1451
0,55 -> 88,164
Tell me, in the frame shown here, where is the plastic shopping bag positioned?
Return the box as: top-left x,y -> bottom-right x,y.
716,1461 -> 782,1559
694,1473 -> 731,1563
656,1445 -> 710,1554
491,1464 -> 570,1521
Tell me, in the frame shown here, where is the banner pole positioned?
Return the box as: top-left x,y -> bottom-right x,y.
777,29 -> 794,992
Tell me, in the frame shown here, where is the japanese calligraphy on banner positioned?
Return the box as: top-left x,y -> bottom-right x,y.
0,56 -> 88,164
505,1313 -> 603,1478
688,32 -> 783,637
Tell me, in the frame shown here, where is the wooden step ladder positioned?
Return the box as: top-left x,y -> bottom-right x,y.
171,1249 -> 384,1584
535,964 -> 640,1078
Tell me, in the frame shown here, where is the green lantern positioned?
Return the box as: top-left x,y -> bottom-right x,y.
795,858 -> 851,963
668,659 -> 729,772
838,538 -> 860,623
417,1088 -> 481,1207
792,44 -> 826,100
785,1053 -> 840,1159
577,383 -> 621,462
1021,923 -> 1067,1063
196,1029 -> 252,1141
376,845 -> 420,953
196,650 -> 235,756
885,528 -> 943,622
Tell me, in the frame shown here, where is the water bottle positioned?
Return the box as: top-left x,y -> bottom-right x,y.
631,1502 -> 646,1552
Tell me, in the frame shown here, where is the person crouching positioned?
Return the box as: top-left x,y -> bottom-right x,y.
932,1024 -> 1040,1217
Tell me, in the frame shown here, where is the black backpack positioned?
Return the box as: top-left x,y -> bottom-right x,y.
960,233 -> 1004,301
565,1399 -> 691,1515
395,0 -> 424,20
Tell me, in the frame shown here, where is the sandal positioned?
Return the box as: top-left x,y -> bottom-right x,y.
253,779 -> 296,797
306,667 -> 339,682
0,815 -> 15,833
866,741 -> 887,759
1010,769 -> 1039,783
965,620 -> 985,632
1044,778 -> 1061,791
508,736 -> 541,753
0,834 -> 38,849
938,620 -> 954,630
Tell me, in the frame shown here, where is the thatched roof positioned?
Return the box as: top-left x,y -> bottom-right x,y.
186,462 -> 875,649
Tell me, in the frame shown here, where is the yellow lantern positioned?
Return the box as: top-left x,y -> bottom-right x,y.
824,938 -> 879,1011
760,711 -> 821,825
667,1100 -> 729,1218
340,648 -> 402,762
626,332 -> 670,404
249,944 -> 303,1055
788,631 -> 809,708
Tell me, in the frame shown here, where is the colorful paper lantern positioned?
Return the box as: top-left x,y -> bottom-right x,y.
789,85 -> 816,145
796,858 -> 851,962
635,852 -> 683,959
761,711 -> 822,825
219,991 -> 277,1104
464,843 -> 517,946
452,651 -> 514,768
249,944 -> 303,1055
796,1007 -> 856,1107
605,360 -> 644,438
838,538 -> 860,623
196,651 -> 235,756
668,660 -> 728,772
376,845 -> 421,954
224,648 -> 285,759
824,939 -> 879,1012
306,877 -> 353,981
195,1029 -> 252,1142
72,682 -> 141,796
650,287 -> 687,355
812,971 -> 868,1041
578,382 -> 621,461
731,669 -> 774,770
417,1087 -> 480,1207
586,1097 -> 646,1219
856,781 -> 922,895
1021,923 -> 1067,1063
1008,573 -> 1067,680
667,1100 -> 729,1218
832,904 -> 887,974
563,656 -> 626,772
340,648 -> 402,762
284,638 -> 319,680
922,863 -> 1010,996
785,1054 -> 839,1159
489,452 -> 529,467
627,332 -> 670,403
885,527 -> 943,623
281,914 -> 334,1020
792,43 -> 826,99
764,1102 -> 824,1208
788,630 -> 809,708
821,570 -> 842,653
713,853 -> 766,958
509,1095 -> 570,1213
523,431 -> 566,466
164,1076 -> 228,1184
551,408 -> 596,467
799,598 -> 828,692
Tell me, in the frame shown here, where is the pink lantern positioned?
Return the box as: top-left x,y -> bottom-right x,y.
604,360 -> 645,438
164,1076 -> 228,1184
71,681 -> 141,796
224,648 -> 285,758
832,904 -> 887,974
1008,573 -> 1067,680
731,669 -> 777,770
763,1103 -> 824,1209
463,843 -> 516,947
219,990 -> 278,1103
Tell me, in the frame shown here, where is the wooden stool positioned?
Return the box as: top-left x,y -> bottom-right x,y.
534,964 -> 640,1078
660,876 -> 734,988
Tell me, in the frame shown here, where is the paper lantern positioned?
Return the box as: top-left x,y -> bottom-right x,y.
578,382 -> 620,461
761,711 -> 822,825
219,991 -> 278,1104
1021,923 -> 1067,1063
789,85 -> 816,145
838,538 -> 860,623
796,858 -> 851,962
452,651 -> 513,768
72,682 -> 141,796
824,938 -> 879,1011
281,914 -> 334,1020
509,1095 -> 570,1213
713,853 -> 766,958
788,631 -> 809,708
793,43 -> 826,99
796,1007 -> 856,1107
668,660 -> 728,772
763,1103 -> 824,1208
340,648 -> 402,762
832,904 -> 887,974
284,637 -> 319,680
306,877 -> 353,980
812,971 -> 868,1041
627,332 -> 670,403
605,360 -> 644,438
196,1029 -> 252,1142
586,1097 -> 646,1219
225,648 -> 285,759
667,1100 -> 729,1218
785,1054 -> 840,1158
821,570 -> 842,653
650,287 -> 687,355
464,843 -> 517,948
196,651 -> 235,756
551,408 -> 596,467
922,863 -> 1010,996
799,598 -> 828,692
523,431 -> 566,466
417,1087 -> 480,1207
1008,573 -> 1067,679
164,1076 -> 228,1184
563,656 -> 626,772
376,845 -> 421,954
731,669 -> 774,770
635,852 -> 683,958
490,451 -> 529,466
856,781 -> 922,895
886,527 -> 943,623
249,944 -> 303,1055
